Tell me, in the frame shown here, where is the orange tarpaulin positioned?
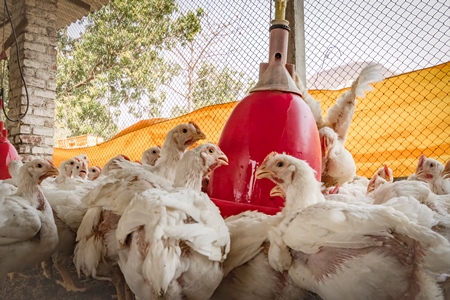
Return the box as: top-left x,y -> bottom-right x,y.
53,62 -> 450,177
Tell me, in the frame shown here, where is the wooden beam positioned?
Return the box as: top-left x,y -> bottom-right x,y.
67,0 -> 91,11
3,18 -> 28,50
286,0 -> 307,87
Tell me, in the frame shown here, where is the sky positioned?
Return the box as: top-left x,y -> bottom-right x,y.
65,0 -> 450,129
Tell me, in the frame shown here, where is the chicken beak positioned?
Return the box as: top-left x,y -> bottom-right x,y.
255,166 -> 274,180
185,131 -> 207,147
195,131 -> 207,141
45,165 -> 60,177
217,153 -> 229,166
270,185 -> 285,198
383,164 -> 392,181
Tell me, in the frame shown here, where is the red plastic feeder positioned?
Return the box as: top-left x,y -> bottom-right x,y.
0,121 -> 20,179
208,9 -> 321,217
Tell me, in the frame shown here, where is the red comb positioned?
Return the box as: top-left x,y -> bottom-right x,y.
46,158 -> 55,166
120,154 -> 131,161
189,121 -> 201,130
261,151 -> 279,165
418,154 -> 426,168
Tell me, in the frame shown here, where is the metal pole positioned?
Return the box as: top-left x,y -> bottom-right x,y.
286,0 -> 307,87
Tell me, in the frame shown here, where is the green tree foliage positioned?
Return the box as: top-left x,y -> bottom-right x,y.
171,63 -> 255,116
168,16 -> 255,117
56,0 -> 203,139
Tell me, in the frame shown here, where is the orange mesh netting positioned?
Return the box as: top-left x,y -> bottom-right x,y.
53,62 -> 450,178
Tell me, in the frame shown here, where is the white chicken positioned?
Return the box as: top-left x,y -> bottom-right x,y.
40,159 -> 96,291
374,164 -> 394,182
75,153 -> 89,179
372,179 -> 450,240
0,159 -> 60,278
296,63 -> 384,187
0,180 -> 17,196
2,159 -> 23,187
116,143 -> 230,299
319,126 -> 356,187
211,208 -> 321,300
322,175 -> 372,204
41,157 -> 78,190
74,122 -> 206,299
72,158 -> 89,180
88,166 -> 103,181
141,145 -> 161,166
255,152 -> 450,299
100,154 -> 138,176
365,164 -> 393,194
416,155 -> 450,195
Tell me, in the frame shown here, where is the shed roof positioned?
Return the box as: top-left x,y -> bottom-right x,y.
0,0 -> 109,47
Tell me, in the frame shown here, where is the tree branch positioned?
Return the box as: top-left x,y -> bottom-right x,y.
161,83 -> 188,100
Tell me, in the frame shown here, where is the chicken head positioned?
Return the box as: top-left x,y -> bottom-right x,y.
199,143 -> 229,175
255,152 -> 300,189
375,164 -> 393,182
88,166 -> 102,180
170,122 -> 206,151
23,158 -> 60,184
59,158 -> 78,178
72,160 -> 88,179
367,174 -> 388,194
416,156 -> 444,181
141,146 -> 161,166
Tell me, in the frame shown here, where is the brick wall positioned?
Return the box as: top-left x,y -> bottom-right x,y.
6,0 -> 57,161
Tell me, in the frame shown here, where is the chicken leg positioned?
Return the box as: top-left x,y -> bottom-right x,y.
53,258 -> 87,292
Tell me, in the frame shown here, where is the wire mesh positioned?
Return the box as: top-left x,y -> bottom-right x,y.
54,0 -> 450,178
303,0 -> 450,178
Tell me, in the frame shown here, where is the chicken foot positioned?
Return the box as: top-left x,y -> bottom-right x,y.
7,272 -> 28,280
41,258 -> 54,279
53,259 -> 87,292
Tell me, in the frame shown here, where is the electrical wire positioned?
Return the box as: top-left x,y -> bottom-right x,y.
2,0 -> 30,122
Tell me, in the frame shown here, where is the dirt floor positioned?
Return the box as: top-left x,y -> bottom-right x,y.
0,263 -> 116,300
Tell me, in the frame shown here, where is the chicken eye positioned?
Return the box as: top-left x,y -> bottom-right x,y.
37,163 -> 42,168
208,148 -> 215,153
92,169 -> 96,172
276,161 -> 284,167
182,128 -> 188,133
152,150 -> 156,154
430,163 -> 434,168
70,161 -> 74,165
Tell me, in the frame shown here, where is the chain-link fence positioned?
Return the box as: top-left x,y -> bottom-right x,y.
55,0 -> 450,178
303,0 -> 450,178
